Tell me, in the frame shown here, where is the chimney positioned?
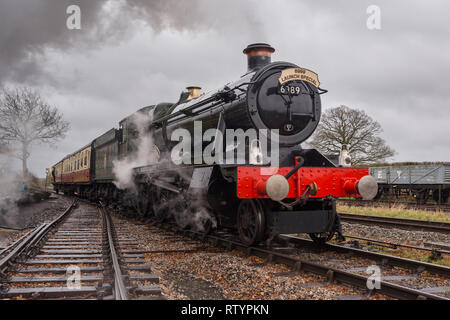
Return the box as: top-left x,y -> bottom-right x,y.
243,43 -> 275,72
186,86 -> 201,100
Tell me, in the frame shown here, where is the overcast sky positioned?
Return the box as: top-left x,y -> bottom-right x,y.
1,0 -> 449,177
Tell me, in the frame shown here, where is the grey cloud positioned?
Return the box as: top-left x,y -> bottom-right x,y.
1,0 -> 449,176
0,0 -> 266,84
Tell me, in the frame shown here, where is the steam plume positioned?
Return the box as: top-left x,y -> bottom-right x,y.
112,108 -> 159,190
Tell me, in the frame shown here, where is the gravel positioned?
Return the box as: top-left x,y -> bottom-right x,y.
5,198 -> 445,300
118,218 -> 378,300
341,222 -> 450,246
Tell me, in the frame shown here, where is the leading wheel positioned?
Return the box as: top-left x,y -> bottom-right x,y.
237,199 -> 265,246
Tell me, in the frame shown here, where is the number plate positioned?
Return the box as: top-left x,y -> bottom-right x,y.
279,85 -> 301,95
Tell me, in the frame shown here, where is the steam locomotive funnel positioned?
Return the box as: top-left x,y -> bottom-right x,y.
243,43 -> 275,72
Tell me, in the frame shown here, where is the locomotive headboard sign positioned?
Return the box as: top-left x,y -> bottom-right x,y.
279,68 -> 320,88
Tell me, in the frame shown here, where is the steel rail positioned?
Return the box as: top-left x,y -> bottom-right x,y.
341,234 -> 450,255
140,220 -> 449,300
99,203 -> 129,300
0,228 -> 36,257
339,213 -> 450,233
181,230 -> 448,300
74,198 -> 449,300
0,225 -> 47,275
281,235 -> 450,278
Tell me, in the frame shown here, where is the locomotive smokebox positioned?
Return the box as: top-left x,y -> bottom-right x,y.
243,43 -> 275,72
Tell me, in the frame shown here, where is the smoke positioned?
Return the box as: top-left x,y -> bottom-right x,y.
0,0 -> 105,84
153,193 -> 217,232
112,108 -> 159,190
0,151 -> 22,226
0,0 -> 265,85
188,202 -> 218,232
109,105 -> 217,232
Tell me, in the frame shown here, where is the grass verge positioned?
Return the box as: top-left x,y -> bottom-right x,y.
337,204 -> 450,222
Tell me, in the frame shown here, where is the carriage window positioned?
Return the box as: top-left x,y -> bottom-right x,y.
85,156 -> 88,167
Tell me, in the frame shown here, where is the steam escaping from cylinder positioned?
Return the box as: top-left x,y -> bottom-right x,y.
179,197 -> 217,232
109,106 -> 216,231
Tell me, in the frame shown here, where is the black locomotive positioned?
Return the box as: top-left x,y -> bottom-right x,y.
52,44 -> 377,245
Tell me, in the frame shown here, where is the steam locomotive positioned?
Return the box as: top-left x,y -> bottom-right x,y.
51,43 -> 377,245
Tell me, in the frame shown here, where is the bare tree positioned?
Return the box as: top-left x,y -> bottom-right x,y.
308,105 -> 395,165
0,87 -> 69,177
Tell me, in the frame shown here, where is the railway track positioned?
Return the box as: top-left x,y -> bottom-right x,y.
6,195 -> 448,300
338,199 -> 450,212
138,217 -> 450,300
339,213 -> 450,234
0,200 -> 163,300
